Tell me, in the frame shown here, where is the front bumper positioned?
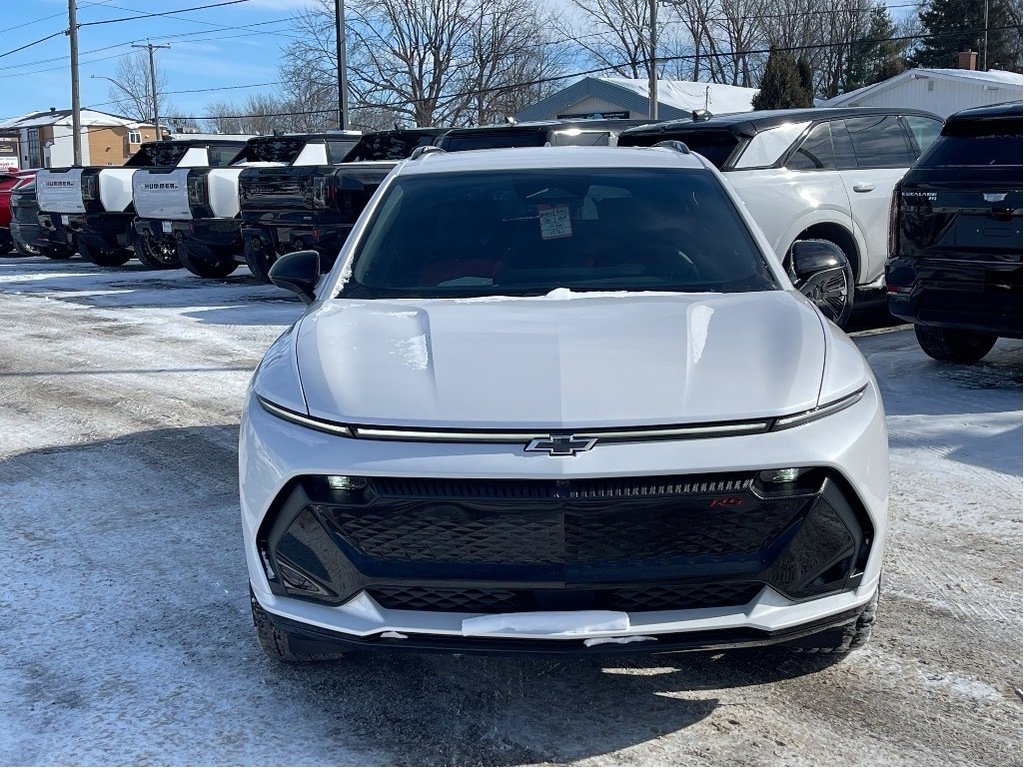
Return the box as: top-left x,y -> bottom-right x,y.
240,385 -> 888,650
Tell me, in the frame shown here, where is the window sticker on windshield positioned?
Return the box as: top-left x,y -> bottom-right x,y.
539,204 -> 572,239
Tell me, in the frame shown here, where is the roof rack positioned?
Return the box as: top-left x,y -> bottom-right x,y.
651,139 -> 691,154
409,145 -> 446,160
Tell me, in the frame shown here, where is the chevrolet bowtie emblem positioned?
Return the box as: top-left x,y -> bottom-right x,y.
524,434 -> 598,457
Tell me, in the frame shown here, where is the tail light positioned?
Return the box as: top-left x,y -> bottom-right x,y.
187,174 -> 208,206
81,173 -> 98,202
887,185 -> 900,259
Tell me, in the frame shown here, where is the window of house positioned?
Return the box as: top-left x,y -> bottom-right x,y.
128,130 -> 142,144
27,129 -> 40,166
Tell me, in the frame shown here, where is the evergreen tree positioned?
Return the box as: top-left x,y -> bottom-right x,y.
844,6 -> 908,91
797,58 -> 816,103
912,0 -> 1021,71
753,50 -> 814,110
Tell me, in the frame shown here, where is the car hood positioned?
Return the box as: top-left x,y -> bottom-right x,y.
295,291 -> 826,429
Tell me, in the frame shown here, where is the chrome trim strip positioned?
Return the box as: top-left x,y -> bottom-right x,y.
352,420 -> 771,443
258,387 -> 866,444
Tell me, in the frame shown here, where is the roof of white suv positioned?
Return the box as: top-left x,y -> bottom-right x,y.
398,146 -> 706,175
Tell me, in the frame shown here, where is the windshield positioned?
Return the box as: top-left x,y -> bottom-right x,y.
339,168 -> 776,299
440,130 -> 547,152
125,142 -> 191,167
343,131 -> 443,161
233,137 -> 307,164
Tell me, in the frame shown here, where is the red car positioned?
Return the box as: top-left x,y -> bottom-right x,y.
1,169 -> 38,256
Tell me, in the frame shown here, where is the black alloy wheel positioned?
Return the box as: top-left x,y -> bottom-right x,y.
133,236 -> 182,270
77,238 -> 132,267
178,242 -> 239,278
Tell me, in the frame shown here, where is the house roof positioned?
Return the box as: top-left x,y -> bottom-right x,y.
820,68 -> 1024,107
0,109 -> 154,130
516,77 -> 758,122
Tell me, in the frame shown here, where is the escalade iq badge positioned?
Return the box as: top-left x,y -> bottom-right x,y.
524,435 -> 598,456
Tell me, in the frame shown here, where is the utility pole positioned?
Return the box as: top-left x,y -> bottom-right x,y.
68,0 -> 82,166
982,0 -> 989,71
648,0 -> 658,120
132,42 -> 171,140
335,0 -> 349,130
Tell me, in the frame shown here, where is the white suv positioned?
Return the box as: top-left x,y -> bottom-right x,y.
240,145 -> 888,662
619,108 -> 943,326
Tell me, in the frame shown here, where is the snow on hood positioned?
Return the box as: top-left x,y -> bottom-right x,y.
294,291 -> 826,429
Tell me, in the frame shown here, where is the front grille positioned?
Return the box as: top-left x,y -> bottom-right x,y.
318,473 -> 797,566
368,582 -> 762,613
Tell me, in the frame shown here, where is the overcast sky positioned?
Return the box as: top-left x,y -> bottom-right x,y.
1,0 -> 920,124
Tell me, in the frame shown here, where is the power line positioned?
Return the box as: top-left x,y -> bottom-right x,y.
79,0 -> 253,28
0,18 -> 297,75
0,31 -> 65,60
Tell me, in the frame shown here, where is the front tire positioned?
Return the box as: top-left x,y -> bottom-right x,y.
250,588 -> 346,662
244,236 -> 277,283
915,324 -> 997,364
133,236 -> 181,269
78,238 -> 132,267
178,242 -> 239,278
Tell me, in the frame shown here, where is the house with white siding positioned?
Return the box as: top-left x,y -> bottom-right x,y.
819,68 -> 1023,118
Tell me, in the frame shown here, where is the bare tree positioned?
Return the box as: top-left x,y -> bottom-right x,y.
104,51 -> 169,122
463,0 -> 568,124
279,0 -> 565,127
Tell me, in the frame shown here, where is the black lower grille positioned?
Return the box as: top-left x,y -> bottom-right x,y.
368,582 -> 763,613
319,487 -> 798,566
262,472 -> 869,608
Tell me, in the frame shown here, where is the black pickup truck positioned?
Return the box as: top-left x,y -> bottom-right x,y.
887,102 -> 1022,363
133,132 -> 360,277
36,138 -> 248,268
238,127 -> 446,281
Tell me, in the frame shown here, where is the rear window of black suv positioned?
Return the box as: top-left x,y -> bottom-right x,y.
917,117 -> 1023,167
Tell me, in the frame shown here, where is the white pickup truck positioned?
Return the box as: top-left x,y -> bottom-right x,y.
36,137 -> 250,268
132,132 -> 360,278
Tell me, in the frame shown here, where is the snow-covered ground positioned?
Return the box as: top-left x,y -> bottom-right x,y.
0,257 -> 1020,766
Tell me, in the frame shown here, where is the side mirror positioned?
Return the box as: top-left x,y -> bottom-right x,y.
269,249 -> 321,305
788,239 -> 852,325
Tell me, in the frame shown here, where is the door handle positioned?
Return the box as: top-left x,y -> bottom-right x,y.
852,183 -> 875,193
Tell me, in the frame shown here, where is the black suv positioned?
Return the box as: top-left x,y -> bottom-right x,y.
887,102 -> 1022,363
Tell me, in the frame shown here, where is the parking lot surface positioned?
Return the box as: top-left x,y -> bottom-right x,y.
0,257 -> 1020,766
